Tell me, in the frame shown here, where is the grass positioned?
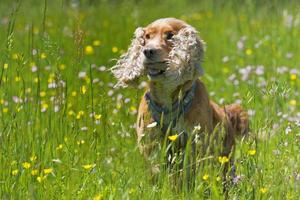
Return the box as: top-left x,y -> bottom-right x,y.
0,0 -> 299,199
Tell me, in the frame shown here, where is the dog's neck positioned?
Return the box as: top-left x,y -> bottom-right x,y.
148,80 -> 194,108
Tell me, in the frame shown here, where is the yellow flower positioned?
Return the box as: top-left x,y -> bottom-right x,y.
248,149 -> 256,156
85,45 -> 94,55
43,168 -> 53,174
4,63 -> 8,69
216,176 -> 221,182
290,74 -> 297,81
15,76 -> 21,82
71,91 -> 77,97
40,91 -> 46,97
68,110 -> 75,116
0,99 -> 4,104
130,106 -> 137,112
77,140 -> 85,145
82,164 -> 96,170
259,187 -> 268,194
218,156 -> 229,164
12,53 -> 19,60
112,46 -> 118,53
31,169 -> 38,176
93,194 -> 103,200
202,174 -> 209,181
56,144 -> 63,150
41,103 -> 49,110
12,169 -> 19,176
95,114 -> 102,120
22,162 -> 31,169
245,48 -> 252,55
40,53 -> 47,59
80,85 -> 87,94
2,108 -> 8,113
289,99 -> 296,106
37,175 -> 46,183
93,40 -> 101,46
59,64 -> 66,70
34,77 -> 39,83
30,155 -> 37,162
168,134 -> 178,141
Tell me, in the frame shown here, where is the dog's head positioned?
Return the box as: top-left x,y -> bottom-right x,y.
112,18 -> 205,89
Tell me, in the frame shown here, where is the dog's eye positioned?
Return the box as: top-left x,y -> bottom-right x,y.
165,32 -> 174,40
145,34 -> 150,39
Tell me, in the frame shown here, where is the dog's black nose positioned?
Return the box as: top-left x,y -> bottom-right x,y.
143,48 -> 156,59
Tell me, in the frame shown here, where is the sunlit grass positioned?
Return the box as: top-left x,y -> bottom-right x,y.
0,0 -> 299,199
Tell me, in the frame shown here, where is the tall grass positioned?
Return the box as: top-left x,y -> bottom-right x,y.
0,0 -> 299,199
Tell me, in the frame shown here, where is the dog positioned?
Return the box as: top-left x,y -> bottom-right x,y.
112,18 -> 249,188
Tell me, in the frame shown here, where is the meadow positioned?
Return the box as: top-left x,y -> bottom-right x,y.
0,0 -> 299,199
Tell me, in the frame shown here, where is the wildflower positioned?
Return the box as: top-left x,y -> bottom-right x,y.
202,174 -> 209,181
76,110 -> 84,119
40,91 -> 46,97
218,156 -> 229,164
31,169 -> 38,176
43,168 -> 53,174
68,110 -> 75,116
71,91 -> 77,97
37,175 -> 46,183
59,64 -> 66,70
112,46 -> 118,53
93,40 -> 101,46
40,53 -> 47,59
34,77 -> 39,83
3,63 -> 8,69
22,162 -> 31,169
82,164 -> 96,170
56,144 -> 63,150
12,169 -> 19,176
168,134 -> 178,141
30,155 -> 37,162
259,187 -> 268,194
85,45 -> 94,55
12,53 -> 19,60
248,149 -> 256,156
94,114 -> 102,120
216,176 -> 221,182
41,102 -> 49,112
93,194 -> 103,200
15,76 -> 21,82
77,140 -> 85,145
245,48 -> 252,55
290,74 -> 297,81
80,85 -> 87,94
2,108 -> 8,113
289,99 -> 296,106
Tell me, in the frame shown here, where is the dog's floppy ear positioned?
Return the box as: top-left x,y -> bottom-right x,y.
168,25 -> 206,80
111,27 -> 145,88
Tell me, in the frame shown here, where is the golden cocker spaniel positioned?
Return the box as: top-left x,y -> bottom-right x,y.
112,18 -> 249,186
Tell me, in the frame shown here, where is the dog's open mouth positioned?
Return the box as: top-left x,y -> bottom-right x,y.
148,68 -> 165,77
145,61 -> 167,78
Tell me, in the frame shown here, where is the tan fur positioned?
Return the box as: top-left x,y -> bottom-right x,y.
113,18 -> 249,180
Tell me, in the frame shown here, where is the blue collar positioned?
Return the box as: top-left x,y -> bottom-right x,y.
145,82 -> 197,134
